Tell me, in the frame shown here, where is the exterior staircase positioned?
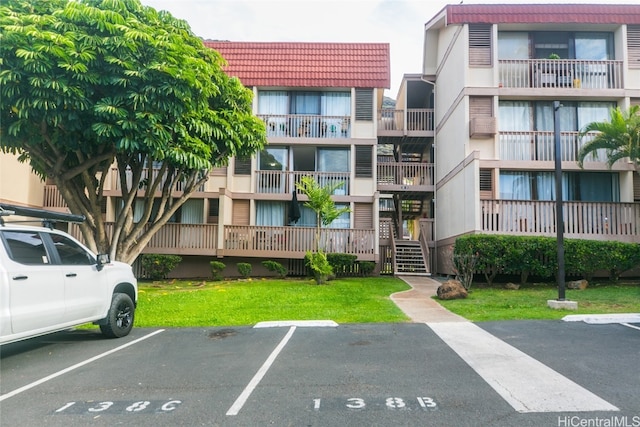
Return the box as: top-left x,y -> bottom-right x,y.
393,239 -> 430,276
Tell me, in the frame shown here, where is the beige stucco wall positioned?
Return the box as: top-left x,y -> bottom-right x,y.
0,154 -> 45,207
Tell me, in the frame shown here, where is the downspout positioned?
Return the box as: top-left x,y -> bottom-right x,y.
420,76 -> 436,275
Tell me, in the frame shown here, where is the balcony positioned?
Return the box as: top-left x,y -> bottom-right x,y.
499,131 -> 609,163
481,199 -> 640,242
255,170 -> 350,195
108,167 -> 206,193
257,114 -> 351,139
498,59 -> 623,89
68,223 -> 375,260
377,162 -> 434,192
377,109 -> 435,136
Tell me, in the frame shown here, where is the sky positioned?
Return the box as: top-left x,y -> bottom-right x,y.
140,0 -> 639,97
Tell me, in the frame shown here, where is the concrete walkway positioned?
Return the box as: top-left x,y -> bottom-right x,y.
391,275 -> 468,323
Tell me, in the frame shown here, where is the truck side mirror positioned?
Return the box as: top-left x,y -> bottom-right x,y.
96,253 -> 110,271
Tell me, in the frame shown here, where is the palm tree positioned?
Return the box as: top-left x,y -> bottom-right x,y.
577,105 -> 640,169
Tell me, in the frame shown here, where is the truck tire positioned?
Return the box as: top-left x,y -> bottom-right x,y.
100,293 -> 135,338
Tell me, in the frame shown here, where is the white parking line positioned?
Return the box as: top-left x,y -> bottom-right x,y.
226,326 -> 296,416
0,329 -> 165,402
621,323 -> 640,331
427,322 -> 618,413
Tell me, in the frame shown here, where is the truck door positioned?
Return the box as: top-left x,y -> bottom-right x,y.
0,230 -> 66,334
47,233 -> 106,322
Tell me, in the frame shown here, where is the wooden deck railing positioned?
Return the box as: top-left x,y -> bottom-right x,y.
223,225 -> 375,260
255,170 -> 350,194
377,162 -> 434,187
68,222 -> 374,259
498,59 -> 623,89
499,131 -> 605,162
481,199 -> 640,241
378,109 -> 434,132
257,114 -> 351,138
109,167 -> 205,192
43,185 -> 67,209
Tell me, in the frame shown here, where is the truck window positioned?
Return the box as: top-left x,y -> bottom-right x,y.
1,231 -> 50,265
50,234 -> 94,265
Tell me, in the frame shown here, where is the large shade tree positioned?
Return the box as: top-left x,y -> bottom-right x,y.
577,105 -> 640,169
0,0 -> 266,263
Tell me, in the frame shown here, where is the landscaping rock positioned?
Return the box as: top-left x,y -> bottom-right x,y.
567,279 -> 588,290
504,282 -> 520,290
437,279 -> 468,300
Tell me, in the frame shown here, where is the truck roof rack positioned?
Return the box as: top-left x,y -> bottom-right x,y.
0,203 -> 86,228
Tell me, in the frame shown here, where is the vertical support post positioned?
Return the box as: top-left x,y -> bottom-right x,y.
553,101 -> 566,301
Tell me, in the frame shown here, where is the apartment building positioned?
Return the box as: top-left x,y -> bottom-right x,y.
3,41 -> 434,277
417,3 -> 640,274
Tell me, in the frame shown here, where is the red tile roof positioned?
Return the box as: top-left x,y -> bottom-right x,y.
444,4 -> 640,25
202,41 -> 390,89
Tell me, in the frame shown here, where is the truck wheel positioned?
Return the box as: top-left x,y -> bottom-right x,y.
100,293 -> 135,338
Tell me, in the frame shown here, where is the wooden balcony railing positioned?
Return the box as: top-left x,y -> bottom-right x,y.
43,185 -> 67,209
68,222 -> 374,259
257,114 -> 350,138
481,199 -> 640,241
378,109 -> 434,132
377,162 -> 434,188
499,131 -> 606,162
223,225 -> 375,260
110,167 -> 205,192
255,170 -> 350,195
498,59 -> 623,89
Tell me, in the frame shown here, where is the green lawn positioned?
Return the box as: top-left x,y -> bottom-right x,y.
135,277 -> 411,327
108,277 -> 640,328
437,282 -> 640,322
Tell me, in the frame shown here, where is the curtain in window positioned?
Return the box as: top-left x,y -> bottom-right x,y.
327,204 -> 350,229
296,205 -> 317,227
499,101 -> 532,160
255,201 -> 285,226
321,92 -> 351,137
499,171 -> 531,200
291,92 -> 320,114
181,199 -> 204,224
577,102 -> 614,160
536,173 -> 556,201
258,91 -> 288,114
318,148 -> 349,172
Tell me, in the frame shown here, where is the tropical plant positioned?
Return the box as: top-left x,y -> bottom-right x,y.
261,260 -> 287,278
140,254 -> 182,280
237,262 -> 252,278
209,261 -> 226,281
577,106 -> 640,169
295,176 -> 350,253
0,0 -> 266,264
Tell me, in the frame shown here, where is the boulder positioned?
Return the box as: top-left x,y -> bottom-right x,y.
437,279 -> 468,300
567,279 -> 588,290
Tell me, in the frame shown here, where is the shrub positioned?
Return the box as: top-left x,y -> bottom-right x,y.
209,260 -> 226,281
326,253 -> 357,276
140,254 -> 182,280
237,262 -> 252,278
305,251 -> 333,284
358,261 -> 376,276
262,260 -> 287,278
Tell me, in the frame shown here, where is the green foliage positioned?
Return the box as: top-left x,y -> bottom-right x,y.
577,106 -> 640,169
261,260 -> 287,278
358,261 -> 376,276
236,262 -> 252,278
454,234 -> 640,284
0,0 -> 266,262
140,254 -> 182,280
326,253 -> 357,276
305,251 -> 333,285
295,176 -> 350,252
209,260 -> 226,281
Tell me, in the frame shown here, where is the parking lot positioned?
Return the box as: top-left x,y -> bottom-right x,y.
1,320 -> 639,427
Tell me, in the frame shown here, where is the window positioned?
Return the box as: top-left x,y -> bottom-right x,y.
2,231 -> 50,265
355,146 -> 372,178
355,88 -> 373,121
499,171 -> 619,202
629,26 -> 640,69
469,24 -> 492,66
52,235 -> 93,265
234,156 -> 251,175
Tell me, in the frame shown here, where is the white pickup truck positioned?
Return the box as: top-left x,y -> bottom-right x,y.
0,204 -> 138,345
